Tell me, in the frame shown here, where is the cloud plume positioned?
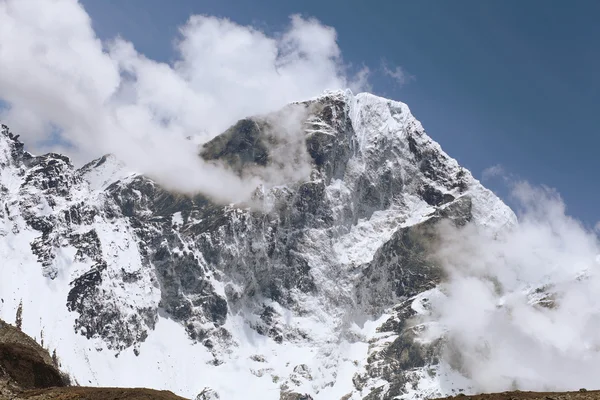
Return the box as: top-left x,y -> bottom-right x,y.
421,181 -> 600,393
0,0 -> 367,202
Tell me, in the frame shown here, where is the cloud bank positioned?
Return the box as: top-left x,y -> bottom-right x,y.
422,181 -> 600,393
0,0 -> 368,202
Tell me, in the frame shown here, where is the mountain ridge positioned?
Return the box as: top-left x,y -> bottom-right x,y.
0,90 -> 515,399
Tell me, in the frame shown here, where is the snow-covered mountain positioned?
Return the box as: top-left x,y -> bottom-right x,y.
0,90 -> 515,399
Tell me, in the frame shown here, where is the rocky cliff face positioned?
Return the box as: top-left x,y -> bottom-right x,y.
0,91 -> 515,399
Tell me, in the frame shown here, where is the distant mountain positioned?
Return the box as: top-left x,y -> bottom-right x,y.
0,90 -> 515,399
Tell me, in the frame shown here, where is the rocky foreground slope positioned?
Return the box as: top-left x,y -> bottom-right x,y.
440,391 -> 600,400
0,90 -> 516,399
0,318 -> 184,400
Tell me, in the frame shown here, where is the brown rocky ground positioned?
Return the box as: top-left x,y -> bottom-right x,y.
18,386 -> 187,400
437,391 -> 600,400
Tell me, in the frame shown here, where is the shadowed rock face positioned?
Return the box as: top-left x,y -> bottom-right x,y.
362,196 -> 472,303
0,319 -> 67,398
0,343 -> 64,390
0,92 -> 515,399
201,119 -> 271,175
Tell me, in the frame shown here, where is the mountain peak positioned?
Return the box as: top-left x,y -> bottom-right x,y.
0,94 -> 515,399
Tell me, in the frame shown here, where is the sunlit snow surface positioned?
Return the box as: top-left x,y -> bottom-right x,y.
0,92 -> 516,399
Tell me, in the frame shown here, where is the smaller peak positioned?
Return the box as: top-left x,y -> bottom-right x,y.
1,123 -> 23,143
94,153 -> 118,167
0,124 -> 27,164
79,154 -> 120,172
78,153 -> 133,191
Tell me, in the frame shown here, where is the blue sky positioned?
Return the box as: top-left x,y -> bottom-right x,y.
81,1 -> 600,226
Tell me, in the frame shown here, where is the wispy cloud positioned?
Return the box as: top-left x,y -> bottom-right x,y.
349,65 -> 372,93
381,59 -> 413,87
481,164 -> 506,180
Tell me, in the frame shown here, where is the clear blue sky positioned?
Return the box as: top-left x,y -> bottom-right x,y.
81,0 -> 600,226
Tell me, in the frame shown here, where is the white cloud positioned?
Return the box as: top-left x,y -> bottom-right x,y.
481,164 -> 505,180
0,0 -> 369,202
382,60 -> 412,87
422,181 -> 600,393
349,65 -> 372,93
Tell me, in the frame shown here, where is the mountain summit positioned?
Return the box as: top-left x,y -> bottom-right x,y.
0,91 -> 515,399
